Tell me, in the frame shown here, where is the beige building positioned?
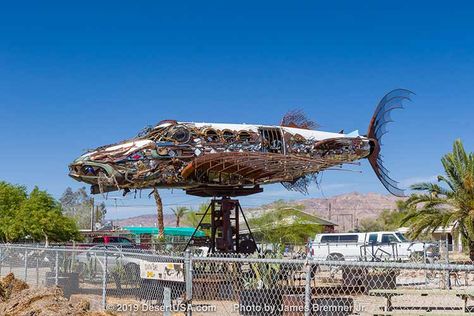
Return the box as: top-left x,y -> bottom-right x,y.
398,225 -> 463,253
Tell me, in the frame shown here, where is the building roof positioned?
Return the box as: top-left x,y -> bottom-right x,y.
263,208 -> 338,226
122,226 -> 206,237
243,208 -> 338,234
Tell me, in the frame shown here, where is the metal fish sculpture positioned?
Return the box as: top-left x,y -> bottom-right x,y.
69,89 -> 414,197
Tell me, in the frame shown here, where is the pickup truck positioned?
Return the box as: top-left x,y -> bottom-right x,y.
309,231 -> 438,262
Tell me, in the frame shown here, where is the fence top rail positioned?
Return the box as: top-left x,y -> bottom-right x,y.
312,259 -> 474,271
193,255 -> 474,272
0,244 -> 185,261
1,243 -> 474,272
369,289 -> 474,295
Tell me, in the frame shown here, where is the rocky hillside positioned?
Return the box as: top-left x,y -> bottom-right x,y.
113,214 -> 175,228
246,192 -> 403,231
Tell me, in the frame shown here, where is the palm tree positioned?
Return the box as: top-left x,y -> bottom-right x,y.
153,188 -> 165,240
183,203 -> 212,233
171,206 -> 188,227
401,140 -> 474,260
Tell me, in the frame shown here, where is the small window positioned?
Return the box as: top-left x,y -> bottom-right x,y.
395,233 -> 407,242
108,237 -> 120,243
339,235 -> 359,243
222,130 -> 235,142
92,237 -> 104,243
119,237 -> 132,244
320,235 -> 338,243
203,128 -> 219,142
237,131 -> 251,142
381,234 -> 398,244
368,234 -> 378,244
168,126 -> 190,143
320,235 -> 358,243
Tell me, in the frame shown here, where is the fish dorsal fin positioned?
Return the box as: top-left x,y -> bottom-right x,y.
346,130 -> 360,137
280,110 -> 318,130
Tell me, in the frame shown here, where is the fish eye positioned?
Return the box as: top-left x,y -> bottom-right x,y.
81,165 -> 97,175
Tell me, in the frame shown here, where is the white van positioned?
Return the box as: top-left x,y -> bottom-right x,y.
309,231 -> 436,261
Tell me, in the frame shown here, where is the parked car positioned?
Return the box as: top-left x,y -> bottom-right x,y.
91,236 -> 137,249
75,245 -> 142,284
68,236 -> 138,250
309,231 -> 438,262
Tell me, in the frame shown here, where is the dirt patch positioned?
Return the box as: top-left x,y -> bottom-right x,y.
0,272 -> 29,301
0,273 -> 115,316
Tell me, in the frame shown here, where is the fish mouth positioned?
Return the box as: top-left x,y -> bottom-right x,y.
68,161 -> 117,184
69,160 -> 129,194
69,139 -> 163,184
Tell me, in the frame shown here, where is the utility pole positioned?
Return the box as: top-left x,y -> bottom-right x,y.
90,197 -> 95,232
95,205 -> 101,230
337,213 -> 354,232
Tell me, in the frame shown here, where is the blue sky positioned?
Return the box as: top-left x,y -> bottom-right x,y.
1,1 -> 473,219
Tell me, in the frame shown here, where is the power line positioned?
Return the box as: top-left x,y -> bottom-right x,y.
101,203 -> 266,208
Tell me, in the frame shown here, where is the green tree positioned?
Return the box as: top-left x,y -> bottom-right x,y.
182,203 -> 212,235
171,206 -> 188,227
401,140 -> 474,260
358,201 -> 411,232
0,181 -> 80,243
249,204 -> 322,245
0,182 -> 28,242
60,187 -> 106,229
358,218 -> 385,232
19,187 -> 80,245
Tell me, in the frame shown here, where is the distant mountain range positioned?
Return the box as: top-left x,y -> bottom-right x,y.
246,192 -> 402,231
112,192 -> 402,232
113,213 -> 176,228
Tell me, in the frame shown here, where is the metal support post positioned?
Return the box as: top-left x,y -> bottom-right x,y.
54,250 -> 59,286
304,261 -> 313,316
24,248 -> 28,281
102,250 -> 108,310
184,249 -> 193,316
36,252 -> 40,287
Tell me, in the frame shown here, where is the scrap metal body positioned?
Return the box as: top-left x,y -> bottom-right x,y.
70,122 -> 370,194
69,89 -> 413,197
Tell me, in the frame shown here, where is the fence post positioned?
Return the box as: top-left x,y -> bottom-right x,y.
445,235 -> 450,263
304,260 -> 313,316
36,251 -> 39,287
445,236 -> 451,289
102,250 -> 108,310
423,242 -> 428,287
55,250 -> 59,286
184,249 -> 192,316
9,248 -> 12,272
24,248 -> 28,281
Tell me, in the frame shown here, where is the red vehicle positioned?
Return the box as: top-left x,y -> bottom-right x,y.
91,236 -> 136,248
70,235 -> 137,249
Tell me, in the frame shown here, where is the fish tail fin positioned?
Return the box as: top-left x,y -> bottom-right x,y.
367,89 -> 415,197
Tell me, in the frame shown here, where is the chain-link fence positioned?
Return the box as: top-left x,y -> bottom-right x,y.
1,244 -> 474,315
